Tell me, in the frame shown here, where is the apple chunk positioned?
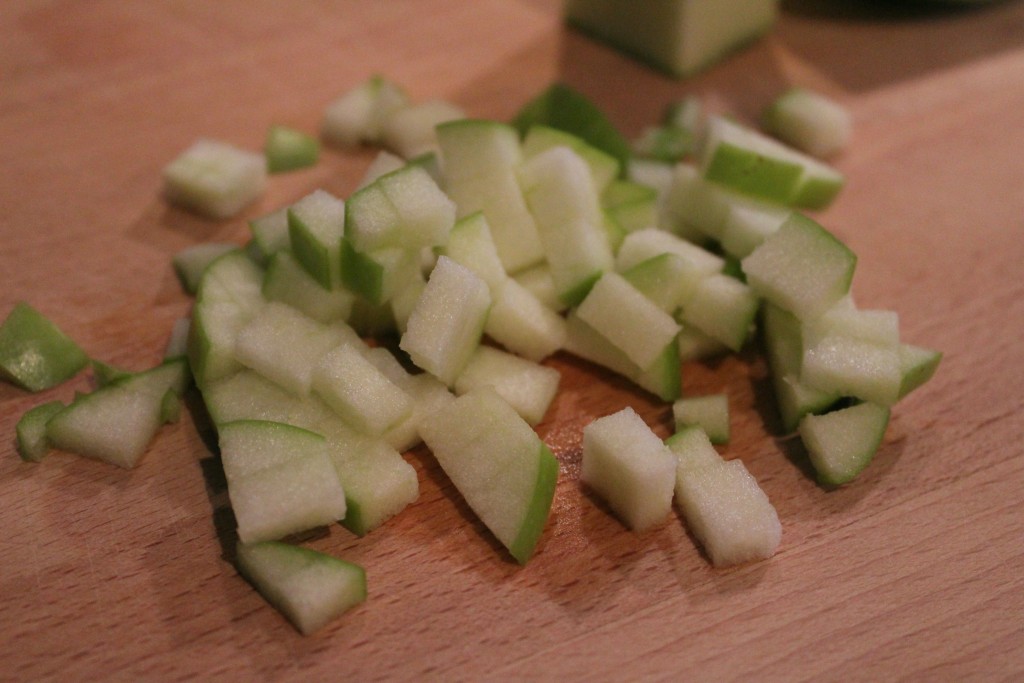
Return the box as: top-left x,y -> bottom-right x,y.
418,387 -> 559,564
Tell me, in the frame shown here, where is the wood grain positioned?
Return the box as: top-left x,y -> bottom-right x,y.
2,1 -> 1023,680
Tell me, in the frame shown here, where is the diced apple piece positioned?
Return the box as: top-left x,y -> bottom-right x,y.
679,273 -> 759,352
741,213 -> 856,320
0,302 -> 89,392
438,212 -> 509,293
436,119 -> 546,274
229,447 -> 347,544
262,251 -> 355,324
575,272 -> 681,370
380,99 -> 465,159
674,458 -> 782,566
321,75 -> 409,147
218,419 -> 325,482
419,388 -> 559,564
673,394 -> 730,444
581,406 -> 676,532
897,344 -> 942,400
801,332 -> 902,407
345,164 -> 455,253
512,82 -> 632,168
45,359 -> 188,468
248,207 -> 291,264
340,243 -> 419,306
564,311 -> 681,402
564,0 -> 778,78
799,402 -> 890,486
602,179 -> 659,234
312,343 -> 413,436
621,253 -> 697,314
233,302 -> 348,396
762,87 -> 851,159
513,264 -> 564,313
400,256 -> 491,386
518,145 -> 615,306
701,116 -> 844,209
173,243 -> 238,295
188,250 -> 266,388
201,369 -> 336,430
264,125 -> 319,173
162,139 -> 267,219
484,278 -> 567,362
321,430 -> 419,536
287,189 -> 346,291
522,125 -> 620,192
666,425 -> 723,473
15,400 -> 65,462
454,345 -> 560,426
236,541 -> 366,635
615,227 -> 724,278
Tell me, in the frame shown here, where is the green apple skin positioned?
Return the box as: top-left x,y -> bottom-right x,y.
0,302 -> 89,392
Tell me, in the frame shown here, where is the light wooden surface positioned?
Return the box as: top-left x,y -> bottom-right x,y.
2,1 -> 1023,680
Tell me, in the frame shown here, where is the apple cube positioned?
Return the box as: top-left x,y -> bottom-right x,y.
162,138 -> 266,219
312,343 -> 413,436
287,189 -> 346,291
581,406 -> 677,532
15,400 -> 65,462
799,401 -> 891,486
454,345 -> 561,426
673,394 -> 730,445
264,125 -> 319,173
762,87 -> 851,159
321,75 -> 409,147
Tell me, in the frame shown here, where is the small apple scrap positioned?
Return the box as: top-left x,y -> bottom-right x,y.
9,76 -> 941,636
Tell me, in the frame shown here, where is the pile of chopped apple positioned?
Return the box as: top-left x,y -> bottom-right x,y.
5,77 -> 940,635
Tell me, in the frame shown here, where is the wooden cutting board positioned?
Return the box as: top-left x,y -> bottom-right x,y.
2,1 -> 1022,680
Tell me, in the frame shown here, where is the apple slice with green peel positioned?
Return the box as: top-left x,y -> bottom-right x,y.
227,442 -> 347,544
262,251 -> 355,324
399,256 -> 491,386
565,0 -> 778,78
673,394 -> 730,445
575,271 -> 682,371
201,369 -> 336,430
162,138 -> 267,219
321,75 -> 409,147
581,406 -> 676,532
798,402 -> 891,486
312,342 -> 413,437
512,82 -> 632,169
438,212 -> 510,293
236,541 -> 366,635
564,311 -> 681,402
701,116 -> 844,210
801,331 -> 903,407
762,87 -> 851,160
419,387 -> 559,564
602,179 -> 658,234
316,425 -> 420,536
45,359 -> 188,468
719,200 -> 790,259
741,212 -> 856,320
217,419 -> 326,482
172,243 -> 238,295
615,227 -> 724,277
522,124 -> 620,192
248,207 -> 291,265
620,253 -> 694,314
679,273 -> 759,352
454,345 -> 561,427
518,145 -> 615,306
340,242 -> 419,306
15,400 -> 65,462
345,163 -> 455,254
512,263 -> 564,313
188,249 -> 266,388
287,189 -> 346,291
435,119 -> 546,274
897,344 -> 942,400
0,302 -> 89,392
674,458 -> 782,566
761,303 -> 842,433
233,302 -> 349,397
264,124 -> 320,173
